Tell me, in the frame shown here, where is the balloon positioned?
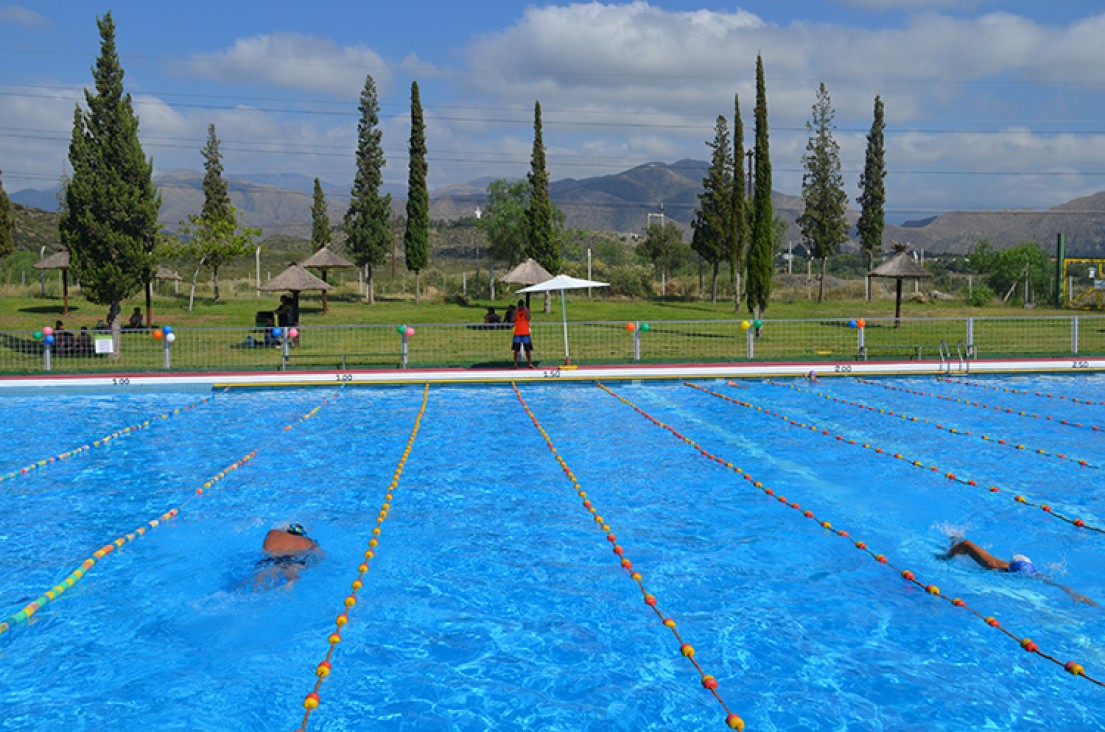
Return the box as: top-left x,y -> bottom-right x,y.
32,330 -> 43,341
162,325 -> 173,335
165,332 -> 176,344
272,327 -> 283,338
856,319 -> 866,329
397,325 -> 407,335
43,326 -> 53,336
404,327 -> 415,337
626,322 -> 636,332
152,329 -> 164,339
740,321 -> 751,331
848,319 -> 857,329
44,334 -> 55,344
753,319 -> 762,329
288,328 -> 299,339
641,323 -> 651,332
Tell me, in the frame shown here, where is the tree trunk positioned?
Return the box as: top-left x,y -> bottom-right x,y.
733,270 -> 742,313
213,265 -> 221,302
415,270 -> 421,304
188,256 -> 206,313
110,301 -> 122,360
817,256 -> 828,303
366,265 -> 375,305
145,279 -> 152,328
710,261 -> 719,303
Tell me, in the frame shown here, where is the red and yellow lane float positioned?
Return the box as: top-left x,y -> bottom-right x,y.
0,389 -> 340,638
296,384 -> 429,732
0,389 -> 227,485
938,376 -> 1105,406
856,378 -> 1105,433
597,382 -> 1104,690
704,383 -> 1104,536
512,383 -> 745,730
765,379 -> 1096,470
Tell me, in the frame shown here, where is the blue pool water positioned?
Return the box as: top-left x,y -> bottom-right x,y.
1,375 -> 1104,731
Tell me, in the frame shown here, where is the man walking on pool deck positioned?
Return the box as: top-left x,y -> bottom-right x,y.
512,298 -> 535,368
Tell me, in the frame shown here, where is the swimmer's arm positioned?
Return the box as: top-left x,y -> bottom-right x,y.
1043,577 -> 1098,607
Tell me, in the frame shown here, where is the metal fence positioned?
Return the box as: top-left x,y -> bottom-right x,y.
2,315 -> 1104,374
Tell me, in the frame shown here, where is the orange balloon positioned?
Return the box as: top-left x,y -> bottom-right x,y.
856,319 -> 866,329
152,329 -> 164,339
626,322 -> 636,332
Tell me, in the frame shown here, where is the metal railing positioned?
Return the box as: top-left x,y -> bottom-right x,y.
2,315 -> 1103,375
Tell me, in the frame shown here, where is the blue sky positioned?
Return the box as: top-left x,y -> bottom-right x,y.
3,1 -> 1105,221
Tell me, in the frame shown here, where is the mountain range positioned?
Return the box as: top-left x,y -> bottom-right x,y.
11,161 -> 1105,256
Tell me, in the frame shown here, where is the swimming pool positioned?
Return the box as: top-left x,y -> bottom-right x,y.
1,375 -> 1103,730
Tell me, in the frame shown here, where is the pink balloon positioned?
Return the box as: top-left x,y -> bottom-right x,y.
288,327 -> 299,339
404,327 -> 415,337
42,326 -> 53,336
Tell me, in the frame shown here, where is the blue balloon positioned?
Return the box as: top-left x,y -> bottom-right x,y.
44,334 -> 55,344
272,327 -> 283,338
162,325 -> 173,335
848,319 -> 857,329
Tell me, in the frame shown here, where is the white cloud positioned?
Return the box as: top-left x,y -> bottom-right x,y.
184,33 -> 402,98
0,5 -> 50,28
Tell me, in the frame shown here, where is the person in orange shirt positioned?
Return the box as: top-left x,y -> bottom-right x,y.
512,298 -> 535,368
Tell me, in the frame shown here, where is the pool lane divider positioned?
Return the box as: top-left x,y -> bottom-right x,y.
937,376 -> 1105,406
763,380 -> 1097,470
0,389 -> 342,639
597,382 -> 1105,690
297,384 -> 429,732
856,378 -> 1105,434
511,383 -> 746,731
703,383 -> 1105,537
0,388 -> 229,486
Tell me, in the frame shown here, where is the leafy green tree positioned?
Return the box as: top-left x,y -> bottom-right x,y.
0,167 -> 13,259
404,81 -> 430,303
746,54 -> 774,319
971,240 -> 1052,304
731,93 -> 749,312
526,100 -> 560,276
857,95 -> 886,276
177,123 -> 256,301
636,221 -> 689,285
344,74 -> 392,304
691,115 -> 733,302
60,12 -> 161,336
798,82 -> 848,304
481,178 -> 529,267
311,177 -> 331,251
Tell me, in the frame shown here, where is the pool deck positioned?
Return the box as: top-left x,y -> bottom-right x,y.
1,355 -> 1103,391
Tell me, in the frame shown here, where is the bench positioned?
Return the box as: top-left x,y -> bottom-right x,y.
856,345 -> 924,361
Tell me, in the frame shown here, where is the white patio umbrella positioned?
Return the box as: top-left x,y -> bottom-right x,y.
517,274 -> 609,365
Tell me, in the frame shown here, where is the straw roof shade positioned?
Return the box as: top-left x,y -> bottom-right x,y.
299,247 -> 354,313
868,250 -> 933,326
499,257 -> 554,308
33,249 -> 71,315
260,263 -> 334,326
155,266 -> 182,281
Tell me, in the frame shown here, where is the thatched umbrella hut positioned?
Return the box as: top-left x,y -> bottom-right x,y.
33,249 -> 70,315
156,266 -> 182,295
499,257 -> 553,308
300,247 -> 354,314
259,263 -> 333,326
868,249 -> 932,327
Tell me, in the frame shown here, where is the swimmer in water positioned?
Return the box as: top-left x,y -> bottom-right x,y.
806,370 -> 819,383
941,539 -> 1097,606
253,523 -> 321,588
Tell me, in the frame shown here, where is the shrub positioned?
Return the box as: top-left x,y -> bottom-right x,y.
965,284 -> 994,307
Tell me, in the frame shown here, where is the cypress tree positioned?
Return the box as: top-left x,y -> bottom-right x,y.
60,12 -> 161,336
0,167 -> 13,259
745,54 -> 773,319
403,80 -> 430,303
526,100 -> 559,277
345,75 -> 391,304
690,114 -> 733,302
201,123 -> 229,222
311,177 -> 331,251
857,95 -> 887,277
731,93 -> 748,312
798,82 -> 848,304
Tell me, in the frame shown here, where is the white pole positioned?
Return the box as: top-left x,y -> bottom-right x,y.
255,246 -> 262,298
587,248 -> 592,297
39,246 -> 46,296
560,289 -> 570,364
463,272 -> 467,297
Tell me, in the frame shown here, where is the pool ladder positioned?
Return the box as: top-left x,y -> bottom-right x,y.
938,340 -> 973,375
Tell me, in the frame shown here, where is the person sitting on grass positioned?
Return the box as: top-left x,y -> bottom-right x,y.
941,538 -> 1097,606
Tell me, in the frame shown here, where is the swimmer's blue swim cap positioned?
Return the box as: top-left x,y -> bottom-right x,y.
1008,554 -> 1037,575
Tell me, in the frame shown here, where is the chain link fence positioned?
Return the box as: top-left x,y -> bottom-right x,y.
2,315 -> 1103,374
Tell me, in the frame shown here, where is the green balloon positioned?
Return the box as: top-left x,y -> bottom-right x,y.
396,324 -> 407,335
32,330 -> 43,341
753,319 -> 763,329
640,323 -> 650,332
